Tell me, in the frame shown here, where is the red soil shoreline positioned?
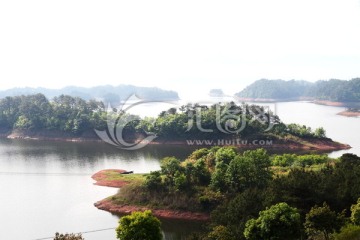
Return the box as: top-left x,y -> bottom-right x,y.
1,133 -> 351,152
337,111 -> 360,117
94,199 -> 210,221
312,100 -> 346,107
92,169 -> 210,221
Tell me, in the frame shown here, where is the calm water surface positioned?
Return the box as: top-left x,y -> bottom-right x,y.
0,140 -> 201,240
274,101 -> 360,157
0,101 -> 359,240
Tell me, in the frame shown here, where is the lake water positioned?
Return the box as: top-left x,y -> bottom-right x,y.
0,101 -> 359,240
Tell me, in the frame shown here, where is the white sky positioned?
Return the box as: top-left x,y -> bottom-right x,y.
1,0 -> 360,98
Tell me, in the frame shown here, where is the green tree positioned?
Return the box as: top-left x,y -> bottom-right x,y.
215,147 -> 237,165
160,157 -> 183,188
116,210 -> 162,240
145,171 -> 163,190
210,161 -> 228,192
207,225 -> 235,240
226,149 -> 272,193
211,188 -> 268,238
244,202 -> 301,240
193,158 -> 211,186
351,198 -> 360,225
334,224 -> 360,240
304,202 -> 345,240
314,127 -> 326,138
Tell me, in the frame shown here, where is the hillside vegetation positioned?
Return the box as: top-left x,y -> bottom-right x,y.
106,147 -> 360,240
0,85 -> 179,105
236,78 -> 360,102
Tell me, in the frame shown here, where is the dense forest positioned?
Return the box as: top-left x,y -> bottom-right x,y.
0,94 -> 327,143
0,85 -> 179,105
112,147 -> 360,240
236,78 -> 360,102
0,94 -> 107,135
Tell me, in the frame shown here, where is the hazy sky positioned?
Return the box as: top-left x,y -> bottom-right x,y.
1,0 -> 360,97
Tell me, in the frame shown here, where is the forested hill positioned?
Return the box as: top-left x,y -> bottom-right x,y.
235,78 -> 360,102
0,85 -> 179,105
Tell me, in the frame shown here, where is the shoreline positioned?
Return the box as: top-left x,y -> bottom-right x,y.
312,100 -> 346,107
2,129 -> 104,143
235,97 -> 360,108
94,199 -> 210,221
1,132 -> 351,152
92,169 -> 210,221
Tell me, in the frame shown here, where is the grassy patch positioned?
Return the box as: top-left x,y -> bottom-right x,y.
102,170 -> 147,183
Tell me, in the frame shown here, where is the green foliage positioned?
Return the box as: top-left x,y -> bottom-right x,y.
211,188 -> 270,238
304,202 -> 345,240
244,202 -> 301,240
206,225 -> 235,240
314,127 -> 327,138
198,189 -> 224,211
145,171 -> 162,190
160,157 -> 184,189
271,153 -> 329,167
14,115 -> 33,129
286,123 -> 321,138
210,161 -> 228,192
215,147 -> 237,165
116,210 -> 162,240
54,232 -> 84,240
112,149 -> 360,240
0,94 -> 107,134
226,149 -> 271,193
334,224 -> 360,240
188,148 -> 210,161
193,158 -> 211,186
351,198 -> 360,225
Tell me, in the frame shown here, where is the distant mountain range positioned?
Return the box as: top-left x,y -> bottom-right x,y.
235,78 -> 360,102
0,85 -> 179,104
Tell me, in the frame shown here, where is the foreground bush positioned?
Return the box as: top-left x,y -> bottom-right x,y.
54,232 -> 84,240
116,210 -> 162,240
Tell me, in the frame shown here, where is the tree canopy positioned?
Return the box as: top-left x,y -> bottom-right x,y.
244,202 -> 301,240
113,148 -> 360,240
116,210 -> 162,240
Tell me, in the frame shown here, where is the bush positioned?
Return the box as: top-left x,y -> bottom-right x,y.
244,202 -> 301,240
334,224 -> 360,240
116,210 -> 162,240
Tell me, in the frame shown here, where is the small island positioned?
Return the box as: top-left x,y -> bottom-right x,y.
337,108 -> 360,117
0,94 -> 350,152
209,89 -> 225,97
